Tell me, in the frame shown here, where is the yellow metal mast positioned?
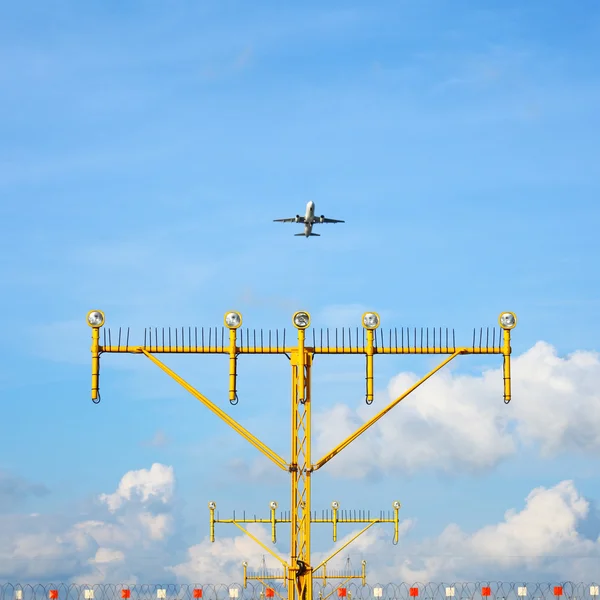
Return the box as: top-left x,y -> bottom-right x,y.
87,308 -> 517,600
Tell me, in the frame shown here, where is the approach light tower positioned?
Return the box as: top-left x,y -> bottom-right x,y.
87,308 -> 517,600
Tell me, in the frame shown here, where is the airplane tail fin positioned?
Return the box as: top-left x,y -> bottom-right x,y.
310,233 -> 320,236
294,233 -> 320,237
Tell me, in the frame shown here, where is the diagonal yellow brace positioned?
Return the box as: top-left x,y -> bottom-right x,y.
314,351 -> 462,470
253,578 -> 287,600
141,350 -> 289,471
231,521 -> 289,568
312,520 -> 379,573
321,578 -> 354,600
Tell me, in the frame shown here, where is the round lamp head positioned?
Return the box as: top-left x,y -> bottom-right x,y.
208,501 -> 216,510
498,311 -> 517,330
331,501 -> 339,510
87,310 -> 105,327
224,311 -> 242,329
362,312 -> 380,330
270,501 -> 278,510
293,311 -> 310,329
393,500 -> 401,510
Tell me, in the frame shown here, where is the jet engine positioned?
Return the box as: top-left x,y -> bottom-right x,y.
320,215 -> 325,223
295,215 -> 301,223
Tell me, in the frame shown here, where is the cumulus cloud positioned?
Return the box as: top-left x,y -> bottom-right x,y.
372,480 -> 600,583
314,342 -> 600,477
169,523 -> 283,583
0,463 -> 178,583
100,463 -> 174,513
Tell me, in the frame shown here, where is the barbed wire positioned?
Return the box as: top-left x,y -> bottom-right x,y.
1,583 -> 600,600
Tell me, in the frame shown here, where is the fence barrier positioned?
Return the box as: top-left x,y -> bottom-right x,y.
2,583 -> 600,600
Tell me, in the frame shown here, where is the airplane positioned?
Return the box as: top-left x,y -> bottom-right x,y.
273,201 -> 345,237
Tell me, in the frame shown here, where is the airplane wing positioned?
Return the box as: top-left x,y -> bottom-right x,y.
273,217 -> 305,223
312,216 -> 345,224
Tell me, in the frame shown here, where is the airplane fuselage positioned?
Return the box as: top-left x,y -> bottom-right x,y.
303,201 -> 315,237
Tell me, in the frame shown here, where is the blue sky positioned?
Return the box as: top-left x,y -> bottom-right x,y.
1,0 -> 600,585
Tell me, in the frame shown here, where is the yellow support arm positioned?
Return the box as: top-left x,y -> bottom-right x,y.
297,328 -> 306,401
312,520 -> 379,574
314,351 -> 462,470
91,326 -> 100,402
365,328 -> 374,404
231,521 -> 288,568
503,328 -> 512,404
141,349 -> 289,471
229,327 -> 238,404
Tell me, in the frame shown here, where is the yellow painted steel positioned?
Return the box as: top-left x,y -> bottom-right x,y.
91,326 -> 100,402
97,344 -> 507,355
312,521 -> 379,574
231,521 -> 288,568
313,351 -> 462,471
332,506 -> 338,542
365,328 -> 374,404
271,504 -> 277,543
320,578 -> 354,600
229,327 -> 238,404
209,504 -> 215,542
141,349 -> 288,471
88,309 -> 516,600
502,328 -> 512,404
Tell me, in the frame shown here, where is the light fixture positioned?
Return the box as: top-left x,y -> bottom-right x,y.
331,501 -> 339,510
224,311 -> 242,329
393,500 -> 401,510
293,311 -> 310,329
87,310 -> 105,327
242,561 -> 248,567
208,501 -> 216,510
498,311 -> 517,330
362,312 -> 380,329
270,501 -> 278,510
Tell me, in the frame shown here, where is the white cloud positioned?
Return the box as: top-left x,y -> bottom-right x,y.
93,547 -> 125,564
100,463 -> 174,512
0,464 -> 178,583
169,523 -> 283,583
377,480 -> 600,583
314,342 -> 600,477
